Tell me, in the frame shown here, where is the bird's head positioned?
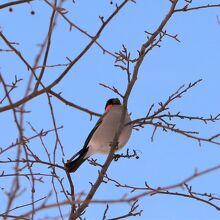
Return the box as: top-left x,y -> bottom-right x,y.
105,98 -> 121,112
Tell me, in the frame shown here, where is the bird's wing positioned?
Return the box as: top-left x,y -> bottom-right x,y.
67,114 -> 105,162
82,115 -> 104,149
67,146 -> 88,161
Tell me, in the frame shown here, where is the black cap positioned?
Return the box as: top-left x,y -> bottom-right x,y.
105,98 -> 121,110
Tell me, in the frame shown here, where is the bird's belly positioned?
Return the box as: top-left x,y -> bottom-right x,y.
88,126 -> 132,155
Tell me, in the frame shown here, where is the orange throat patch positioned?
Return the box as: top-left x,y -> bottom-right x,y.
105,104 -> 113,112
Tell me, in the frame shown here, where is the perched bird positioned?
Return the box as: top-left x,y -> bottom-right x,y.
65,98 -> 132,173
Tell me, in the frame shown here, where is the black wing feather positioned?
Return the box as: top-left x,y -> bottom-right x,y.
82,117 -> 103,149
65,115 -> 104,173
65,147 -> 88,173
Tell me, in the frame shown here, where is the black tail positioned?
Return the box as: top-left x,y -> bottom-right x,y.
65,147 -> 88,173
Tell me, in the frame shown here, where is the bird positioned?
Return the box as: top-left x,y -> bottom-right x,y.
64,98 -> 132,173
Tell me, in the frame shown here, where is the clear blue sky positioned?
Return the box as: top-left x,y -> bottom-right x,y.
1,0 -> 220,219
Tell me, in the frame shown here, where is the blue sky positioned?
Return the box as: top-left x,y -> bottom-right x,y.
1,0 -> 220,219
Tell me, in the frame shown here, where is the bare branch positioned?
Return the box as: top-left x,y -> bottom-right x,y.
0,0 -> 33,10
